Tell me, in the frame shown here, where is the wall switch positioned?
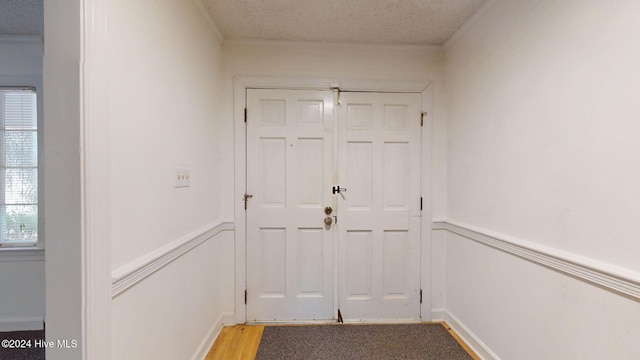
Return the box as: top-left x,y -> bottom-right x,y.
175,168 -> 190,188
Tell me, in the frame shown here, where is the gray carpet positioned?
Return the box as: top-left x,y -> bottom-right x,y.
255,324 -> 473,360
0,330 -> 45,360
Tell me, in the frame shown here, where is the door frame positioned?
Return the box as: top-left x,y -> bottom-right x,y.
233,77 -> 433,324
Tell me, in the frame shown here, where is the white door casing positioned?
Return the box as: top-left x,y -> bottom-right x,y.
246,88 -> 422,322
246,89 -> 335,321
337,92 -> 422,321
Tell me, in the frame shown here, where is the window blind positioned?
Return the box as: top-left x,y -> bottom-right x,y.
0,88 -> 38,245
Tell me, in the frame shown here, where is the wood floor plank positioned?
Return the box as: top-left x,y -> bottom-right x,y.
223,325 -> 246,358
204,326 -> 235,360
238,325 -> 264,360
442,322 -> 481,360
205,325 -> 264,360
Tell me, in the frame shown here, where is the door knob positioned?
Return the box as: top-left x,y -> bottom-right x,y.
324,217 -> 333,226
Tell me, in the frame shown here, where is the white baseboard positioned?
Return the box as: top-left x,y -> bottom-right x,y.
432,309 -> 500,360
191,312 -> 235,360
430,308 -> 447,321
0,317 -> 44,332
222,312 -> 235,326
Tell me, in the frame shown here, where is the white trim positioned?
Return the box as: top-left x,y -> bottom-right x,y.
0,317 -> 44,332
430,308 -> 446,320
233,77 -> 248,324
111,220 -> 235,297
0,248 -> 44,262
224,39 -> 443,54
432,309 -> 500,360
191,312 -> 235,360
82,0 -> 112,358
420,84 -> 433,320
0,76 -> 42,85
432,220 -> 640,301
248,320 -> 341,325
0,35 -> 44,45
341,319 -> 424,324
235,76 -> 431,93
248,319 -> 423,325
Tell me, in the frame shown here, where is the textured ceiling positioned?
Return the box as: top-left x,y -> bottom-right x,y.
0,0 -> 43,37
205,0 -> 486,45
0,0 -> 485,45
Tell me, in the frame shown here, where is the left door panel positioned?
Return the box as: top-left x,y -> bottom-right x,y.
246,89 -> 335,321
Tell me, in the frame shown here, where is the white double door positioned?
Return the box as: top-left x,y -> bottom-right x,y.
246,88 -> 422,322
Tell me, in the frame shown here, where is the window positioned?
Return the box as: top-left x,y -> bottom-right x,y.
0,88 -> 38,247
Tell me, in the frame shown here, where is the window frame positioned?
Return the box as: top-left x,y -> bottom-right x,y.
0,78 -> 44,250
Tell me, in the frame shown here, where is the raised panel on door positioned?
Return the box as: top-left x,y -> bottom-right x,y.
246,89 -> 335,321
338,92 -> 422,321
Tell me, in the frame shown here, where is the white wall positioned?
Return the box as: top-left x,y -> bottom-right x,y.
444,0 -> 640,358
44,0 -> 83,357
0,37 -> 42,76
0,37 -> 45,332
109,0 -> 223,270
0,257 -> 44,331
106,0 -> 233,359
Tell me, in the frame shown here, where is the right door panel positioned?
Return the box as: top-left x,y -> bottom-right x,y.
337,92 -> 422,321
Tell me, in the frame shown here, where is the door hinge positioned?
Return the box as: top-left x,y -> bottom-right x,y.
244,107 -> 247,123
244,290 -> 247,304
420,196 -> 423,211
331,85 -> 342,105
421,111 -> 427,127
337,309 -> 344,323
420,289 -> 423,304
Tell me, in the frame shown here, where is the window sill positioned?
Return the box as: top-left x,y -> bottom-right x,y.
0,247 -> 44,262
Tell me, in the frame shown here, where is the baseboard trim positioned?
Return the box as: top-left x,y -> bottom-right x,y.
111,220 -> 235,298
432,220 -> 640,301
0,317 -> 44,332
432,309 -> 500,360
191,311 -> 235,360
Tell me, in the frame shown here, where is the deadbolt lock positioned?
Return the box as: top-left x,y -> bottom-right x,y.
324,206 -> 333,215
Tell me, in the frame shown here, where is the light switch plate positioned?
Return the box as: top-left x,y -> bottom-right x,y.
175,168 -> 190,188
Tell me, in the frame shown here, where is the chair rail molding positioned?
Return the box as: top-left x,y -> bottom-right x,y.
111,220 -> 235,298
432,220 -> 640,301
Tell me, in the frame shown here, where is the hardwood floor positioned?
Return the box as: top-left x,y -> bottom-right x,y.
205,322 -> 480,360
444,323 -> 482,360
205,325 -> 264,360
